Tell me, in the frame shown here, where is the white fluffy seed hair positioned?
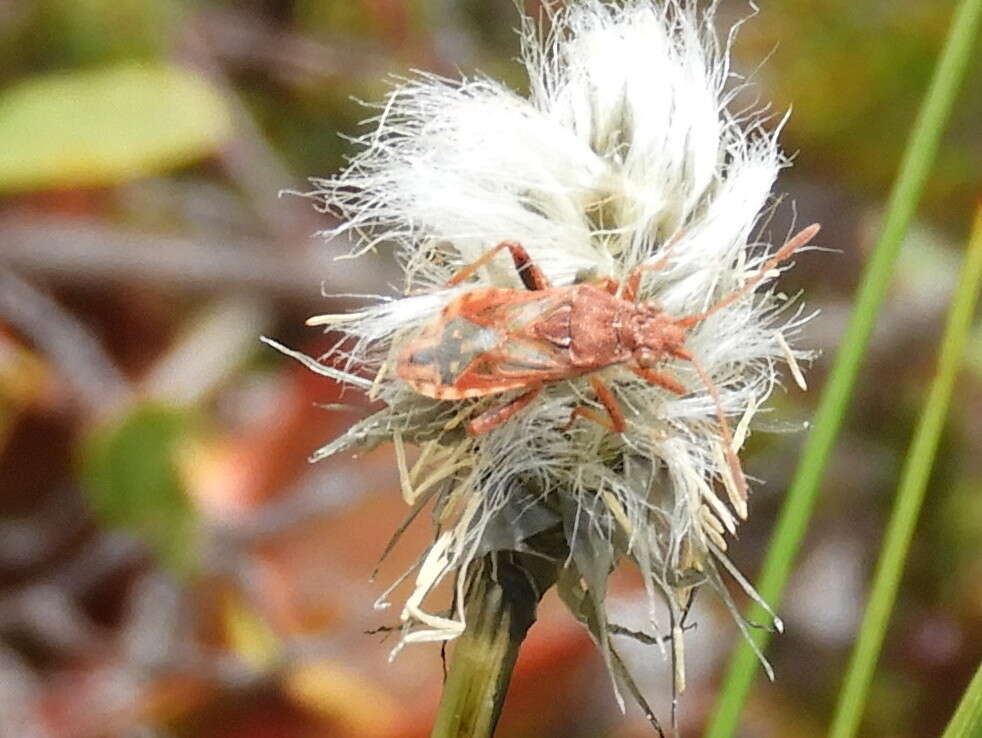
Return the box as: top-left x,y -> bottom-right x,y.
296,0 -> 814,688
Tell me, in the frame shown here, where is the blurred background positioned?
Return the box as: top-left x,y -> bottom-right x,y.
0,1 -> 979,736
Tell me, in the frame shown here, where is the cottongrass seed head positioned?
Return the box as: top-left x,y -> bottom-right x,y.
280,0 -> 819,712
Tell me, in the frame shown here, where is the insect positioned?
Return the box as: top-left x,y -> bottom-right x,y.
397,224 -> 820,495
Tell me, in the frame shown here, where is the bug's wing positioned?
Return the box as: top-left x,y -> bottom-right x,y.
453,290 -> 576,383
455,288 -> 555,328
398,314 -> 505,397
447,333 -> 573,397
399,289 -> 576,399
486,335 -> 571,376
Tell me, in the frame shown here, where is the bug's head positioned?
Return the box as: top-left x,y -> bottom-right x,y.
627,302 -> 688,366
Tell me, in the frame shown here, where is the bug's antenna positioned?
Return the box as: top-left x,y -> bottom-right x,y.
673,348 -> 748,505
677,223 -> 820,327
623,229 -> 687,302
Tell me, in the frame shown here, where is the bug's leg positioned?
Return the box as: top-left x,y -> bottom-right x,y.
503,242 -> 551,291
672,347 -> 749,502
564,376 -> 626,433
467,386 -> 542,435
623,268 -> 644,302
447,241 -> 551,291
590,376 -> 626,432
631,365 -> 687,395
447,241 -> 513,287
621,228 -> 698,301
595,276 -> 621,295
564,406 -> 618,432
623,256 -> 673,302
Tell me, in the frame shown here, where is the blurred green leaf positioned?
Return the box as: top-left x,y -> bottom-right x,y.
943,660 -> 982,738
80,403 -> 199,574
38,0 -> 183,65
829,206 -> 982,738
295,0 -> 427,40
224,590 -> 281,672
0,63 -> 232,193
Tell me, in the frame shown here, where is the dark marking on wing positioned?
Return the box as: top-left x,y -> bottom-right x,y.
408,316 -> 500,385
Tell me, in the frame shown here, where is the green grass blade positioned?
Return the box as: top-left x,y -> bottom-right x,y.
704,1 -> 982,735
829,206 -> 982,737
942,660 -> 982,738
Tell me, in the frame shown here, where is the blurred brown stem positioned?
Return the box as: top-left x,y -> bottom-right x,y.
0,266 -> 132,415
0,216 -> 380,297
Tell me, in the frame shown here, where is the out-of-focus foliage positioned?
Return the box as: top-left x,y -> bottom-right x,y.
283,660 -> 404,735
33,0 -> 182,64
80,403 -> 199,573
0,64 -> 233,193
0,1 -> 978,737
739,0 -> 981,221
223,588 -> 282,671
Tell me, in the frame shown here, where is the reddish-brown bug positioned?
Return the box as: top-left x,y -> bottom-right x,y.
396,224 -> 820,497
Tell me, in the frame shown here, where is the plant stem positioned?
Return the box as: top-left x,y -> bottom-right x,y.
942,659 -> 982,738
828,205 -> 982,736
431,545 -> 561,738
704,1 -> 982,735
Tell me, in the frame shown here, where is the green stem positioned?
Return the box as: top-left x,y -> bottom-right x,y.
828,207 -> 982,736
942,660 -> 982,738
431,546 -> 560,738
704,1 -> 982,735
